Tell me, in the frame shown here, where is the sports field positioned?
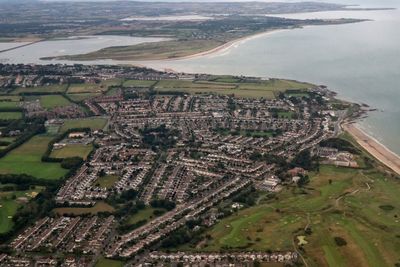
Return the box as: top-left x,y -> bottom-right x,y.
60,118 -> 107,132
0,135 -> 68,180
50,144 -> 93,160
188,163 -> 400,267
39,95 -> 71,109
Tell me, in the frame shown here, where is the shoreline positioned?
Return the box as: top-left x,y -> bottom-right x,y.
343,122 -> 400,175
162,29 -> 287,62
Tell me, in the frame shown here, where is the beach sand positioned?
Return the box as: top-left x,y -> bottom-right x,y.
343,123 -> 400,175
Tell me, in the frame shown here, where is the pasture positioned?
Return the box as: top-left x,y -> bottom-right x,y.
0,135 -> 68,180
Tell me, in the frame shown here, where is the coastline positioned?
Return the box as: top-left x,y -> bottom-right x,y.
343,122 -> 400,175
162,29 -> 287,62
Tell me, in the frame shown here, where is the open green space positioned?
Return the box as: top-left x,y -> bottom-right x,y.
94,257 -> 124,267
58,39 -> 223,61
54,201 -> 115,215
0,96 -> 21,102
123,79 -> 156,88
50,144 -> 93,160
183,162 -> 400,267
96,175 -> 119,189
153,79 -> 314,99
39,94 -> 72,109
127,207 -> 166,225
0,135 -> 68,180
0,112 -> 22,120
67,79 -> 122,94
0,187 -> 44,233
67,92 -> 101,102
0,101 -> 19,109
60,118 -> 107,133
12,84 -> 68,95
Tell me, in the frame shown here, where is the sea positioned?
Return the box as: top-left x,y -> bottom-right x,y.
0,0 -> 399,155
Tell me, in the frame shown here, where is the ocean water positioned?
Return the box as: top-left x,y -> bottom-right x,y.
141,0 -> 400,156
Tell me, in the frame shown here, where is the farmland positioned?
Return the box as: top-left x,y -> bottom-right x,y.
0,135 -> 68,180
50,144 -> 93,160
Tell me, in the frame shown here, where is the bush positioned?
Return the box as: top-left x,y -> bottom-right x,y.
61,157 -> 83,169
334,236 -> 347,246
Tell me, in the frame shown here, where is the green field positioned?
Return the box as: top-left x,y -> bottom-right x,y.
127,207 -> 165,225
58,39 -> 223,61
12,84 -> 68,95
153,79 -> 314,99
95,257 -> 124,267
50,144 -> 93,160
39,95 -> 71,109
0,112 -> 22,120
96,175 -> 119,189
60,118 -> 107,133
67,79 -> 122,94
54,201 -> 115,215
0,135 -> 68,180
67,93 -> 101,102
0,187 -> 44,233
183,163 -> 400,267
0,96 -> 21,102
123,79 -> 156,88
0,101 -> 19,109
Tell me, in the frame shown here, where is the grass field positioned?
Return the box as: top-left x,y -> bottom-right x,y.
123,79 -> 156,88
95,257 -> 124,267
54,201 -> 115,215
59,39 -> 223,61
153,79 -> 314,99
0,96 -> 21,102
0,101 -> 19,109
0,135 -> 68,180
67,79 -> 122,94
60,118 -> 107,133
184,163 -> 400,267
0,112 -> 22,120
96,175 -> 119,189
127,207 -> 165,225
0,187 -> 44,233
12,84 -> 68,95
67,93 -> 101,102
39,95 -> 71,109
50,144 -> 93,160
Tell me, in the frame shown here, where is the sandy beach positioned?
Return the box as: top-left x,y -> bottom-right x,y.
343,123 -> 400,175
